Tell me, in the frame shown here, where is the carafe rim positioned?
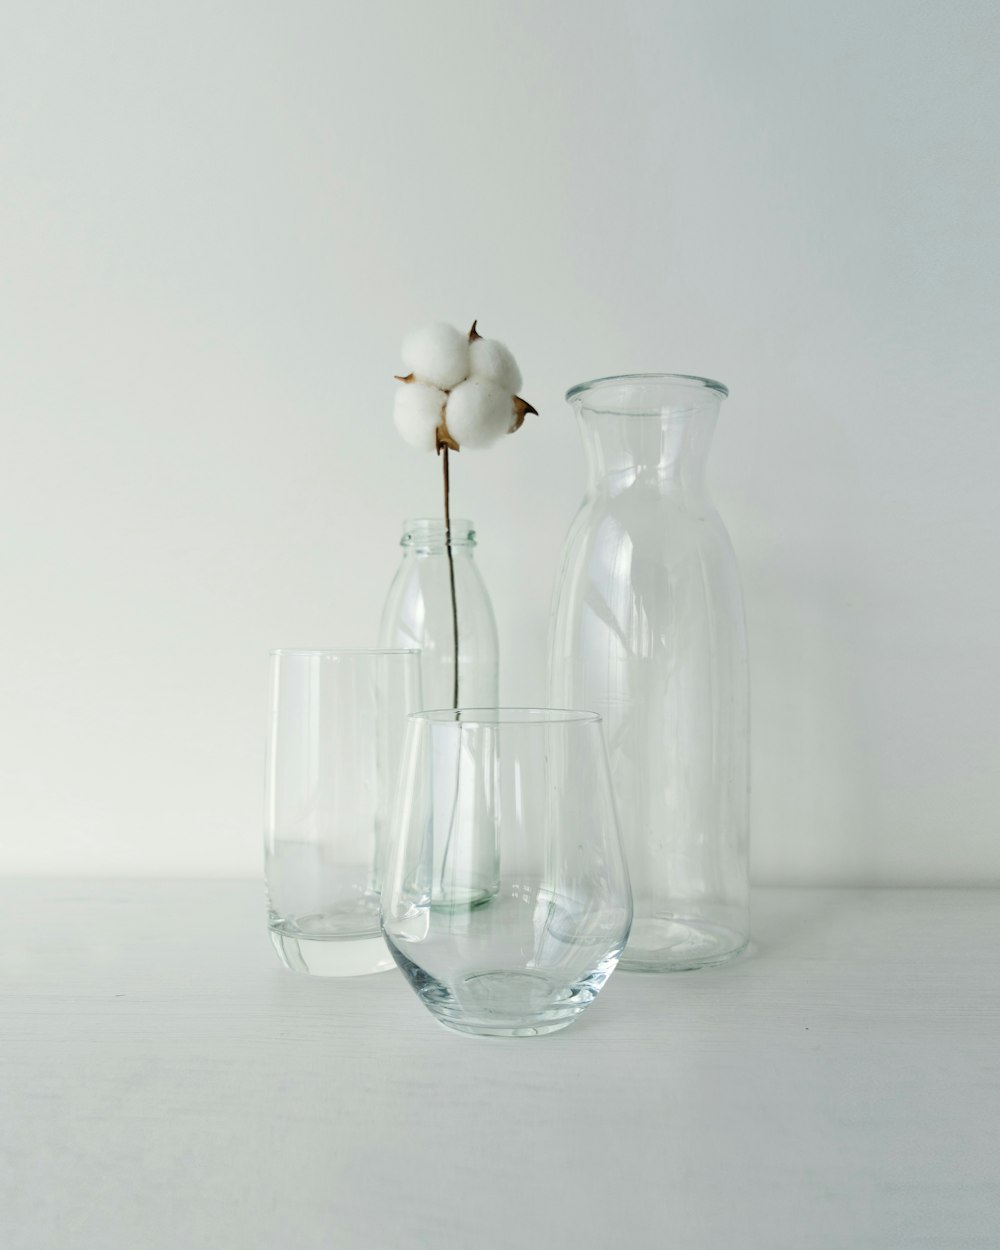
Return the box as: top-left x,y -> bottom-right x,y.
566,372 -> 729,403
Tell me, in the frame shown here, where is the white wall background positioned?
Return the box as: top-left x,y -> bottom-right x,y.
2,0 -> 997,883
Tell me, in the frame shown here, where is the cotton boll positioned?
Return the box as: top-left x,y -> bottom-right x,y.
394,381 -> 446,451
401,322 -> 470,391
445,378 -> 513,450
469,337 -> 522,393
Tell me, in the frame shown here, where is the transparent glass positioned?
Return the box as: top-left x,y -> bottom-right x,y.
378,518 -> 499,710
381,709 -> 633,1037
548,374 -> 750,971
264,648 -> 422,976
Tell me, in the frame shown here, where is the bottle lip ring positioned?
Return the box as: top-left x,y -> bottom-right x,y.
402,517 -> 476,548
566,372 -> 729,403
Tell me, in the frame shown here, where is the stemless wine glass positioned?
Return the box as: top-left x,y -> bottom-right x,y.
264,648 -> 421,976
381,708 -> 633,1037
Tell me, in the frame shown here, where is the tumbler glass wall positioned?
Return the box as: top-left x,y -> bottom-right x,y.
381,708 -> 633,1036
264,648 -> 422,976
548,375 -> 750,971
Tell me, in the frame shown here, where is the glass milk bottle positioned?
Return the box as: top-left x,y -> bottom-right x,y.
380,518 -> 501,909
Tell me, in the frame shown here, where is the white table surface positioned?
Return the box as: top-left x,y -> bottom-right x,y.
2,882 -> 997,1250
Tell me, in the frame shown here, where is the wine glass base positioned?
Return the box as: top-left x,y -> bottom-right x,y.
434,1016 -> 578,1039
621,916 -> 748,972
387,943 -> 609,1037
438,969 -> 589,1036
442,969 -> 580,1034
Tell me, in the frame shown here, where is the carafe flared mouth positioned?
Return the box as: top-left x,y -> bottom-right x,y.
566,372 -> 729,406
566,373 -> 726,486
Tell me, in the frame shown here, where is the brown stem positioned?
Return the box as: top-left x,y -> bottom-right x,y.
442,447 -> 459,709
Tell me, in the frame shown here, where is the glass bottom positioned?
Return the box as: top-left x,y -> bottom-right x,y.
621,915 -> 748,973
385,939 -> 619,1037
429,885 -> 499,912
269,921 -> 395,977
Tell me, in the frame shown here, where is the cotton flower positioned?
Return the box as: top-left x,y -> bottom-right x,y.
401,322 -> 470,392
445,377 -> 515,450
393,319 -> 536,453
393,380 -> 446,451
389,321 -> 536,714
469,336 -> 522,394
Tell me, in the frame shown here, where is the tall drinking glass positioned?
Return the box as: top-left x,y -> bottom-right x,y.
382,709 -> 633,1036
265,648 -> 421,976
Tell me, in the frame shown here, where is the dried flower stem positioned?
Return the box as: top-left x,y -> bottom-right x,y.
442,446 -> 459,709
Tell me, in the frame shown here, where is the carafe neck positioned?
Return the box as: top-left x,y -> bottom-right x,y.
569,374 -> 727,498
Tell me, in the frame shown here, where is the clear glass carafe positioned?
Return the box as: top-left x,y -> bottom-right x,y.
548,374 -> 749,971
379,518 -> 499,711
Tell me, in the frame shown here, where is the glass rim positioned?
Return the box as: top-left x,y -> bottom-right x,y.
269,647 -> 420,658
565,372 -> 729,402
411,706 -> 602,726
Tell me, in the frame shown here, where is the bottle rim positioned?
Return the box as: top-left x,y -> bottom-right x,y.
402,517 -> 476,548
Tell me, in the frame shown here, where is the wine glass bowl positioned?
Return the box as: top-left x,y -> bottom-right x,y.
381,708 -> 632,1037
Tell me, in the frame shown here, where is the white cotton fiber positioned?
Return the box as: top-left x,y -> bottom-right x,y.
469,336 -> 522,393
401,322 -> 470,391
445,377 -> 514,450
393,381 -> 446,451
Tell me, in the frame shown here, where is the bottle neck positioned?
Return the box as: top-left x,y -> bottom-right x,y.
400,517 -> 477,556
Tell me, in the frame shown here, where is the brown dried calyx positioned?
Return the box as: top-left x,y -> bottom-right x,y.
510,395 -> 538,433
